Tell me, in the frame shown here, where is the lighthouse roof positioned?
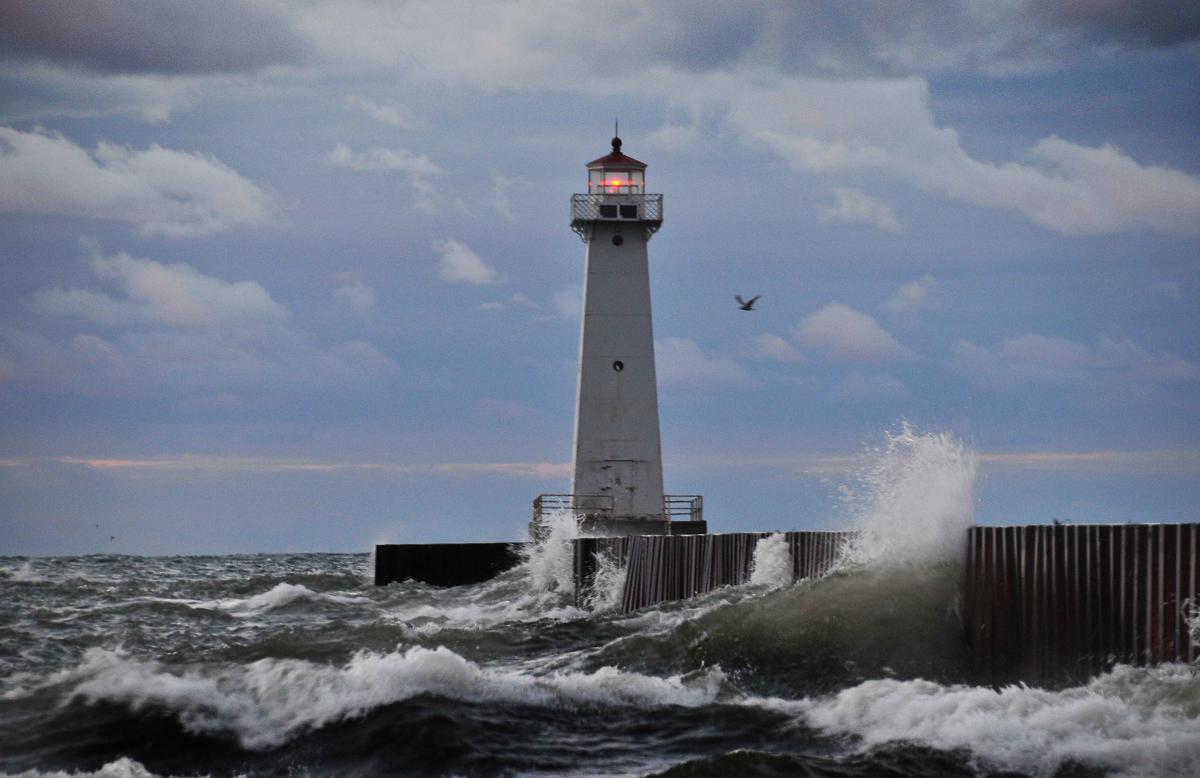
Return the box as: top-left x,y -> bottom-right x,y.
586,136 -> 646,169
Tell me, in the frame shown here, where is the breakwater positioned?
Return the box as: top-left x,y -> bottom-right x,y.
966,523 -> 1198,686
375,542 -> 521,586
573,531 -> 851,612
376,522 -> 1198,685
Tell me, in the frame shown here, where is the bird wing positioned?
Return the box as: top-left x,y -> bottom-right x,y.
735,295 -> 747,306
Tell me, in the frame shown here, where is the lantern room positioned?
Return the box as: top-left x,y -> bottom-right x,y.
587,136 -> 646,194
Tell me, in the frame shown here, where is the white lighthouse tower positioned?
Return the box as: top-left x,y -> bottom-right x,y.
535,134 -> 703,537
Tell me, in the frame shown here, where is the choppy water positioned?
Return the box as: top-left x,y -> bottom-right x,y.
2,426 -> 1197,776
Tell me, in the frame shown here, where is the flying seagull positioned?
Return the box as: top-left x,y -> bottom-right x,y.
735,294 -> 760,311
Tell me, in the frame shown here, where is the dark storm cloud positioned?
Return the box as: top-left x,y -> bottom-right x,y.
635,3 -> 764,72
738,2 -> 1200,78
1037,0 -> 1200,47
0,0 -> 309,75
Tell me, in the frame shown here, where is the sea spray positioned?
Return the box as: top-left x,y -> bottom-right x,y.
748,533 -> 792,588
520,508 -> 587,594
581,548 -> 628,613
838,421 -> 977,568
797,662 -> 1200,778
377,509 -> 596,634
4,552 -> 1195,777
59,645 -> 730,751
0,757 -> 166,778
196,582 -> 367,614
1185,598 -> 1200,646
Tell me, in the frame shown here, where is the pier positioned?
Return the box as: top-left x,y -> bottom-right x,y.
573,531 -> 849,611
966,523 -> 1198,686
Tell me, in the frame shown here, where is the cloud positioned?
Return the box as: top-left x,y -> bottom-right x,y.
882,275 -> 942,318
717,77 -> 1200,236
13,250 -> 398,399
331,282 -> 377,321
818,187 -> 900,231
743,333 -> 805,363
0,63 -> 196,123
1034,0 -> 1200,48
1021,136 -> 1200,234
552,285 -> 582,319
432,239 -> 498,285
0,0 -> 309,75
36,251 -> 288,329
655,337 -> 755,390
953,333 -> 1200,391
0,127 -> 278,236
8,6 -> 1198,236
343,95 -> 411,128
32,286 -> 138,327
794,303 -> 911,362
490,171 -> 533,223
328,142 -> 440,176
290,5 -> 1200,235
289,2 -> 1197,85
328,142 -> 442,211
478,293 -> 536,312
4,455 -> 572,480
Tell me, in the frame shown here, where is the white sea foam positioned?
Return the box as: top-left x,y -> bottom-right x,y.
0,561 -> 43,583
194,583 -> 366,615
793,663 -> 1200,778
748,532 -> 792,588
60,645 -> 729,750
581,546 -> 629,613
838,421 -> 978,568
56,643 -> 1200,776
0,757 -> 169,778
1185,598 -> 1200,646
380,509 -> 595,633
520,508 -> 591,595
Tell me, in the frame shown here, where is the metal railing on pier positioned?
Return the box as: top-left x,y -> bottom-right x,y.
532,493 -> 702,525
664,495 -> 702,523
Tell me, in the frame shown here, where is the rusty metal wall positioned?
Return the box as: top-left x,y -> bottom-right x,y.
966,523 -> 1199,686
573,531 -> 852,613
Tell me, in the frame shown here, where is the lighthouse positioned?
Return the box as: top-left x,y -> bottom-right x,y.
534,135 -> 703,537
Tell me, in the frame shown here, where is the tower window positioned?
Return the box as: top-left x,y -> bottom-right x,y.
599,204 -> 618,218
612,360 -> 624,372
619,205 -> 638,219
612,234 -> 624,246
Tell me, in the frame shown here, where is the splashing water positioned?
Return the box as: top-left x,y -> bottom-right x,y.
796,662 -> 1200,778
520,508 -> 588,595
581,548 -> 628,613
749,533 -> 793,588
839,421 -> 977,568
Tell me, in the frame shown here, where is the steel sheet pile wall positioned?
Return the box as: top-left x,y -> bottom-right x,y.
574,532 -> 851,613
966,523 -> 1198,686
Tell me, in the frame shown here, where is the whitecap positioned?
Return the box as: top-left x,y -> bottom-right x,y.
193,582 -> 366,615
794,662 -> 1200,778
61,645 -> 731,750
0,756 -> 166,778
0,561 -> 44,583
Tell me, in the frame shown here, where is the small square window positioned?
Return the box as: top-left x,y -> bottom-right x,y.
599,204 -> 618,218
619,205 -> 638,219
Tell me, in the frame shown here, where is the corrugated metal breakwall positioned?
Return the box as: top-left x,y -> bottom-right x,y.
574,531 -> 852,613
967,523 -> 1199,686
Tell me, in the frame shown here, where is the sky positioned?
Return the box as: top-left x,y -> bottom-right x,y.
1,1 -> 1198,555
